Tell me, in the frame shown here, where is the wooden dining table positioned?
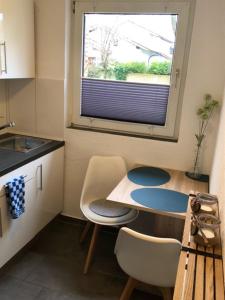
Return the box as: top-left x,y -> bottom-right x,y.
107,166 -> 208,219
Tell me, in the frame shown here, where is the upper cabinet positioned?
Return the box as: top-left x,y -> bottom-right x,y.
0,0 -> 35,79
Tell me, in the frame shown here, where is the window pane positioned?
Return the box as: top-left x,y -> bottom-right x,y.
81,14 -> 178,126
83,14 -> 177,84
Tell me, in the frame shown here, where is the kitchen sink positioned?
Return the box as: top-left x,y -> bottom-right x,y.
0,135 -> 51,153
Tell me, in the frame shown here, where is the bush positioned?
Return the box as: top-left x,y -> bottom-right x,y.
125,62 -> 147,73
113,61 -> 171,80
114,62 -> 147,80
87,66 -> 102,78
148,61 -> 171,75
114,64 -> 129,80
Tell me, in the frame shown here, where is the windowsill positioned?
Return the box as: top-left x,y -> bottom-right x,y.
68,123 -> 178,143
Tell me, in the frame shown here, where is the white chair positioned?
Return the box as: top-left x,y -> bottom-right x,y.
80,156 -> 138,274
115,227 -> 181,300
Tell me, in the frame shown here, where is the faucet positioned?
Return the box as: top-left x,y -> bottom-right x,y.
0,121 -> 16,130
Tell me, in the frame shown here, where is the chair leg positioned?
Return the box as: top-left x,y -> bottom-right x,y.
83,223 -> 100,274
120,277 -> 138,300
80,221 -> 92,243
159,287 -> 173,300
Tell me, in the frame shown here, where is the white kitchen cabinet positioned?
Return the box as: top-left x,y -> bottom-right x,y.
34,147 -> 65,232
0,0 -> 35,78
0,147 -> 64,268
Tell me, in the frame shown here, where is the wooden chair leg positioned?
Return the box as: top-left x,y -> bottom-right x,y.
80,221 -> 92,243
83,224 -> 100,274
120,277 -> 138,300
159,287 -> 173,300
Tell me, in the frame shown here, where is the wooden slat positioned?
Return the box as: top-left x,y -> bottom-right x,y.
194,249 -> 204,299
181,197 -> 196,249
173,251 -> 196,300
205,248 -> 214,300
173,251 -> 189,300
183,253 -> 196,300
215,258 -> 225,300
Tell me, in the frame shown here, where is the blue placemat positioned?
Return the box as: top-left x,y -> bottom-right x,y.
131,188 -> 188,213
128,167 -> 170,186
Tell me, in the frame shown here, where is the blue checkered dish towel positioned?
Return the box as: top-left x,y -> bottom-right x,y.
5,176 -> 25,219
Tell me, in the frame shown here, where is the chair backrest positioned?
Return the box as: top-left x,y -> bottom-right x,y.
115,227 -> 181,288
80,155 -> 127,206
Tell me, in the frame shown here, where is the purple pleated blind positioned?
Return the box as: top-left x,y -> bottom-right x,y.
81,78 -> 169,126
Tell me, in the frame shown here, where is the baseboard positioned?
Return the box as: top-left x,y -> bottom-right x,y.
61,212 -> 85,220
59,214 -> 86,225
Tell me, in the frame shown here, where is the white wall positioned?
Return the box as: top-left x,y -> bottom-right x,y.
210,89 -> 225,276
63,0 -> 225,218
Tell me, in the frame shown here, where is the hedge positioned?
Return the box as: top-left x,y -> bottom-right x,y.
114,61 -> 171,80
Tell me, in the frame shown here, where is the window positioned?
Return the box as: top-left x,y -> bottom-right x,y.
71,1 -> 192,139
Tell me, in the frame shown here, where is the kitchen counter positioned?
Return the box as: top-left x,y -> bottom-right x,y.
0,133 -> 65,176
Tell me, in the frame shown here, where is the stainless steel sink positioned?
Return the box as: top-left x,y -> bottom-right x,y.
0,135 -> 51,153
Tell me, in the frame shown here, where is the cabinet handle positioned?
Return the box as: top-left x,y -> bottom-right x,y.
38,164 -> 43,190
0,41 -> 7,74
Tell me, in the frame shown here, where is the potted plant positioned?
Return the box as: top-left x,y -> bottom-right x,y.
186,94 -> 219,181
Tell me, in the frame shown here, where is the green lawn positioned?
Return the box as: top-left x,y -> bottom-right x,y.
87,71 -> 170,85
127,73 -> 170,85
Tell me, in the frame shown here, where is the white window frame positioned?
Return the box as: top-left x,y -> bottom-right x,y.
71,0 -> 192,139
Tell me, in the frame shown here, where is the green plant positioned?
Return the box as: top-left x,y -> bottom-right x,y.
114,62 -> 148,80
195,94 -> 219,147
148,61 -> 171,75
87,66 -> 102,78
125,62 -> 147,73
114,64 -> 129,80
113,61 -> 172,80
192,94 -> 219,177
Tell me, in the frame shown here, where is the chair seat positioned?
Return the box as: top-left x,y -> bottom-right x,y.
89,199 -> 131,218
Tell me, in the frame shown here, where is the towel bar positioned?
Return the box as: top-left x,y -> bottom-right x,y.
4,175 -> 28,188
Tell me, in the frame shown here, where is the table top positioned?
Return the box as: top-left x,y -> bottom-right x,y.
107,166 -> 208,219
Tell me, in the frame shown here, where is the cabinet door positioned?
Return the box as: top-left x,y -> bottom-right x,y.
0,163 -> 37,268
0,148 -> 64,268
34,147 -> 64,230
0,0 -> 35,78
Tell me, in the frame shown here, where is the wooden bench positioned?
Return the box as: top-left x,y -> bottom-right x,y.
173,194 -> 224,300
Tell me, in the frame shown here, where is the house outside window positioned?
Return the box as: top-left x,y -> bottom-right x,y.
71,0 -> 193,139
